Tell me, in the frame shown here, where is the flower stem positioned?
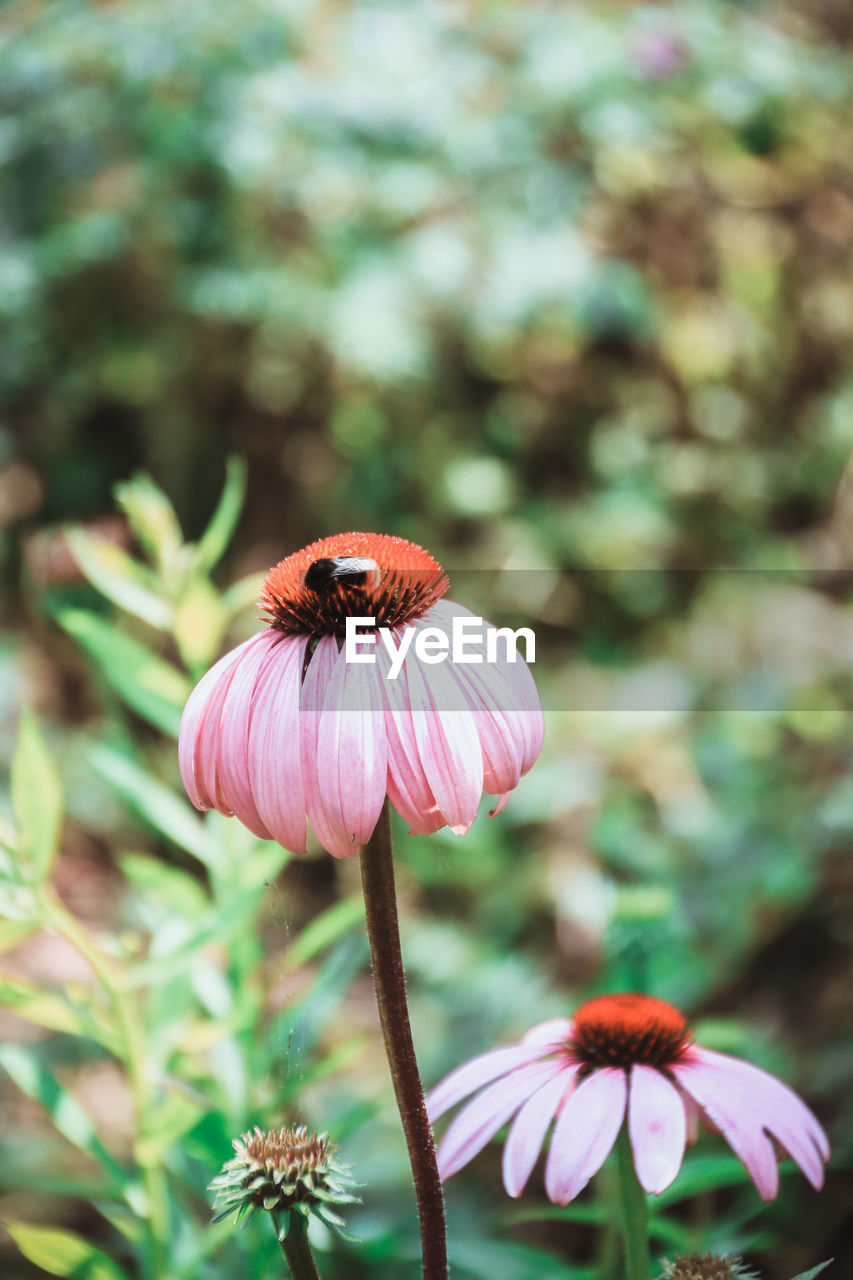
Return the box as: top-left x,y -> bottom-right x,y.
359,799 -> 448,1280
615,1124 -> 651,1280
279,1214 -> 321,1280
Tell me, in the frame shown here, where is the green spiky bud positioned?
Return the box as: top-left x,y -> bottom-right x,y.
209,1125 -> 359,1243
657,1255 -> 760,1280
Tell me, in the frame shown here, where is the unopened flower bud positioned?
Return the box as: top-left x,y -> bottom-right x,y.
658,1255 -> 759,1280
210,1125 -> 358,1242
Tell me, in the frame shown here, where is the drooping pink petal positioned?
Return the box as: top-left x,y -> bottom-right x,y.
428,599 -> 544,777
440,649 -> 525,796
216,631 -> 280,839
436,1060 -> 565,1181
426,1042 -> 558,1123
495,641 -> 545,773
300,636 -> 387,858
544,1067 -> 628,1205
673,1052 -> 780,1200
628,1065 -> 687,1194
404,644 -> 484,833
178,635 -> 259,810
674,1047 -> 828,1196
246,633 -> 309,853
375,630 -> 444,835
489,792 -> 511,817
503,1065 -> 579,1197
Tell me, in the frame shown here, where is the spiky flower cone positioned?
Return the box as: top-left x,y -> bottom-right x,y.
210,1125 -> 358,1243
658,1255 -> 759,1280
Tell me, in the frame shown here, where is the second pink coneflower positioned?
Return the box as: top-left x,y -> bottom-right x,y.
428,993 -> 829,1280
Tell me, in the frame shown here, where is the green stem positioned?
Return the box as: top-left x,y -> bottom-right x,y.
359,800 -> 448,1280
279,1213 -> 321,1280
596,1156 -> 621,1280
615,1125 -> 651,1280
41,890 -> 171,1280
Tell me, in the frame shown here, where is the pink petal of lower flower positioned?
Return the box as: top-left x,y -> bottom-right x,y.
672,1052 -> 781,1201
437,1060 -> 565,1181
503,1065 -> 579,1197
178,635 -> 256,809
427,1043 -> 558,1122
628,1065 -> 687,1194
675,1047 -> 828,1194
544,1068 -> 628,1205
246,633 -> 309,853
522,1018 -> 575,1047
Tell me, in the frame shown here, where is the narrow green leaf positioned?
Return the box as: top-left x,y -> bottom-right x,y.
12,711 -> 63,883
4,1221 -> 130,1280
0,919 -> 37,952
287,894 -> 365,969
0,972 -> 118,1051
65,529 -> 173,630
54,609 -> 190,735
222,571 -> 265,618
118,853 -> 208,916
89,743 -> 217,866
0,1045 -> 128,1189
655,1152 -> 753,1205
172,577 -> 228,673
195,456 -> 247,572
135,1089 -> 205,1166
114,472 -> 183,573
790,1263 -> 833,1280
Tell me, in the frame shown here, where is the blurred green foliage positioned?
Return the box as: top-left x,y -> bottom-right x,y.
1,0 -> 852,1277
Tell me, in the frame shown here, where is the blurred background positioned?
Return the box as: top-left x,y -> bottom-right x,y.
0,0 -> 852,1277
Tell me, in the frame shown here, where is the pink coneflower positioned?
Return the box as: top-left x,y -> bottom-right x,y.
426,993 -> 829,1204
178,532 -> 543,858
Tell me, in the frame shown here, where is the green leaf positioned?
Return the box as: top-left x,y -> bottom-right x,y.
135,1089 -> 205,1166
114,472 -> 183,575
12,711 -> 63,883
118,853 -> 208,916
0,1045 -> 128,1189
65,529 -> 173,630
0,919 -> 38,952
4,1222 -> 130,1280
654,1152 -> 754,1205
0,972 -> 118,1051
222,571 -> 265,618
172,577 -> 227,672
449,1235 -> 592,1280
790,1264 -> 833,1280
54,609 -> 190,736
287,894 -> 365,968
195,455 -> 247,572
89,743 -> 218,867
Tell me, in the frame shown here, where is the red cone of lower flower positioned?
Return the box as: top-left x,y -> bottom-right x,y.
179,533 -> 543,858
427,993 -> 829,1204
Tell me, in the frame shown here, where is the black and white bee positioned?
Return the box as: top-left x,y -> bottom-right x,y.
303,556 -> 380,594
